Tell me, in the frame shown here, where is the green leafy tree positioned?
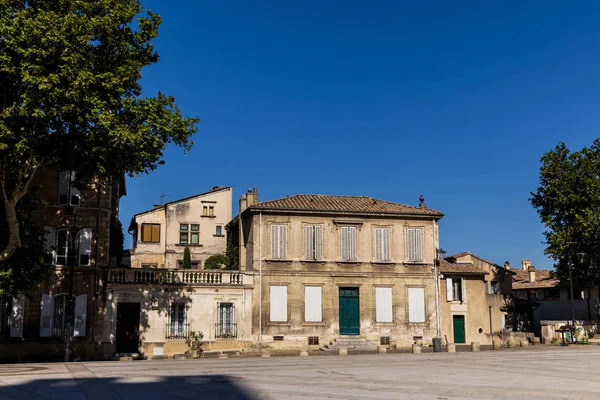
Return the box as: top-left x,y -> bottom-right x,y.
204,254 -> 227,269
0,1 -> 199,269
182,246 -> 192,269
530,140 -> 600,285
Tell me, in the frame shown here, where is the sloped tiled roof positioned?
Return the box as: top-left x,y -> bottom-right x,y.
512,269 -> 559,289
439,259 -> 488,275
250,194 -> 443,216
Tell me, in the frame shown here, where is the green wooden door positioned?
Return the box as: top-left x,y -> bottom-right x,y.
453,315 -> 465,344
339,288 -> 360,335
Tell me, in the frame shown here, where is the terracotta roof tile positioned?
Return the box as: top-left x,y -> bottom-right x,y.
512,269 -> 559,289
439,259 -> 488,275
250,194 -> 443,216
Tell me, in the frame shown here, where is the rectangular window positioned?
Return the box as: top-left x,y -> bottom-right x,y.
270,225 -> 288,259
169,303 -> 186,338
374,228 -> 391,262
58,170 -> 81,206
217,303 -> 235,339
406,227 -> 424,262
0,296 -> 12,336
446,278 -> 463,302
408,287 -> 426,323
304,225 -> 322,260
141,223 -> 160,243
179,224 -> 189,244
216,226 -> 222,236
52,295 -> 75,337
340,226 -> 357,261
76,228 -> 92,266
190,224 -> 200,244
308,336 -> 319,346
490,281 -> 499,294
203,205 -> 214,216
375,287 -> 393,322
56,229 -> 76,265
270,285 -> 288,322
304,286 -> 322,322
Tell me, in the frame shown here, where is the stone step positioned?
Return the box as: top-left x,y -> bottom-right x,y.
320,338 -> 378,351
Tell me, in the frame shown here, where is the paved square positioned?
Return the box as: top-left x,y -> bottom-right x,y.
0,347 -> 599,399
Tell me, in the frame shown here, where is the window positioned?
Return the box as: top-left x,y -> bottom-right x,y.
490,281 -> 500,294
0,296 -> 12,336
376,287 -> 393,323
52,294 -> 75,337
215,226 -> 222,236
380,336 -> 390,346
216,303 -> 236,339
308,336 -> 319,346
446,277 -> 464,302
304,286 -> 322,322
374,228 -> 391,262
75,228 -> 92,265
408,287 -> 426,323
191,224 -> 199,244
270,225 -> 288,259
43,226 -> 56,264
270,285 -> 288,322
202,205 -> 214,216
58,170 -> 81,206
55,228 -> 91,266
179,224 -> 188,244
180,223 -> 200,245
169,303 -> 187,339
406,227 -> 424,262
141,223 -> 160,243
304,225 -> 322,260
340,226 -> 357,261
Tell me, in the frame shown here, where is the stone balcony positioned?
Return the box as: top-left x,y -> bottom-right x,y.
106,268 -> 250,286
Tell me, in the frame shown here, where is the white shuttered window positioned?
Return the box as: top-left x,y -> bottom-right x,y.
340,226 -> 357,261
375,287 -> 393,322
304,225 -> 322,260
406,228 -> 424,262
408,287 -> 426,323
304,286 -> 322,322
269,285 -> 288,322
374,228 -> 391,262
270,225 -> 288,259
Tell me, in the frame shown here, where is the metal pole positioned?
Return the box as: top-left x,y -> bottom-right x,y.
569,262 -> 576,342
258,212 -> 262,350
488,305 -> 494,346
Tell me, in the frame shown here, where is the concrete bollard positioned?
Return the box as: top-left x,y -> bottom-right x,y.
260,351 -> 271,358
299,350 -> 309,357
447,344 -> 456,353
532,337 -> 541,345
218,353 -> 228,359
507,339 -> 516,348
493,341 -> 502,350
338,348 -> 348,356
377,345 -> 387,354
471,342 -> 480,352
520,340 -> 529,347
412,344 -> 422,354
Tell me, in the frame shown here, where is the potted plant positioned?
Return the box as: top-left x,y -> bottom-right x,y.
185,331 -> 204,358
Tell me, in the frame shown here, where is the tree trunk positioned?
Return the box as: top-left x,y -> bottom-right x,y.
0,199 -> 20,262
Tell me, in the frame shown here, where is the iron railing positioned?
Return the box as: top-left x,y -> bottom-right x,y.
215,323 -> 237,339
166,323 -> 189,340
107,269 -> 244,286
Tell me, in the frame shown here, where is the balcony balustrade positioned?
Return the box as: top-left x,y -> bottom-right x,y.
107,269 -> 245,286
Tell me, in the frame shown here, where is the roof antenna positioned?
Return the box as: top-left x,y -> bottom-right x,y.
160,193 -> 171,205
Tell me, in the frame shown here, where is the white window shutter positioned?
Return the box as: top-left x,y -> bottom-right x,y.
281,225 -> 287,258
461,277 -> 466,302
73,294 -> 87,337
40,294 -> 53,337
10,295 -> 24,338
406,229 -> 414,261
446,278 -> 453,302
269,286 -> 287,322
416,228 -> 423,262
340,227 -> 347,260
77,228 -> 92,265
376,287 -> 393,322
304,286 -> 322,322
69,171 -> 81,203
350,227 -> 356,260
374,229 -> 381,261
384,228 -> 391,261
408,288 -> 426,323
270,225 -> 277,258
304,226 -> 313,260
315,226 -> 322,260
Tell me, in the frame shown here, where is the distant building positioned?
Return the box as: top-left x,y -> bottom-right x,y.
239,190 -> 444,350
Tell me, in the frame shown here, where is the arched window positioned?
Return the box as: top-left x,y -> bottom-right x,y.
54,228 -> 92,266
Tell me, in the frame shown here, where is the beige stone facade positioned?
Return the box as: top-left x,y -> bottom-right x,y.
240,191 -> 444,350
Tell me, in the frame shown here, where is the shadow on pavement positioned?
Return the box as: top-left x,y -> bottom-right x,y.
0,374 -> 263,400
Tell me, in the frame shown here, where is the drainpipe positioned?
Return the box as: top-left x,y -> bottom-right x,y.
258,212 -> 263,349
433,219 -> 441,338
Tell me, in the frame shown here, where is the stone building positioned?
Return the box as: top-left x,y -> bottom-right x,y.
239,190 -> 444,350
0,167 -> 124,362
105,186 -> 254,358
439,252 -> 513,345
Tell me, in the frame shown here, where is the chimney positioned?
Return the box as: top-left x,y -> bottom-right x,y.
240,187 -> 259,214
419,195 -> 426,208
521,259 -> 531,271
528,266 -> 536,282
504,261 -> 511,270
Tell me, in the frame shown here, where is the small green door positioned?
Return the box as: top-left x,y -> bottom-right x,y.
453,315 -> 465,344
339,287 -> 360,335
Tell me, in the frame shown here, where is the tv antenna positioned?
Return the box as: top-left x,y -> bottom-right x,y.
160,194 -> 171,205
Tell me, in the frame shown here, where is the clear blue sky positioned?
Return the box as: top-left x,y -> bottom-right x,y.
121,1 -> 600,270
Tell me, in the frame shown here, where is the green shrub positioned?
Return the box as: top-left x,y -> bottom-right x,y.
204,254 -> 228,269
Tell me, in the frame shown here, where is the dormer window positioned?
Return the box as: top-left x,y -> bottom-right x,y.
58,170 -> 81,206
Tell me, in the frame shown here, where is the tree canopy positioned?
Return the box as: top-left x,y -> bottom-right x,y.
530,140 -> 600,284
0,1 -> 198,290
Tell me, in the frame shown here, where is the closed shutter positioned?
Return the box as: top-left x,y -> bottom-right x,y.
408,287 -> 425,323
406,228 -> 424,262
341,226 -> 357,261
415,228 -> 423,262
271,225 -> 288,259
304,286 -> 322,322
446,278 -> 453,301
375,228 -> 391,262
314,226 -> 322,260
340,227 -> 347,260
269,285 -> 287,322
305,226 -> 314,260
383,228 -> 391,261
77,228 -> 92,266
10,295 -> 24,338
40,294 -> 53,337
375,229 -> 382,261
461,277 -> 466,302
73,294 -> 87,337
375,287 -> 393,322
